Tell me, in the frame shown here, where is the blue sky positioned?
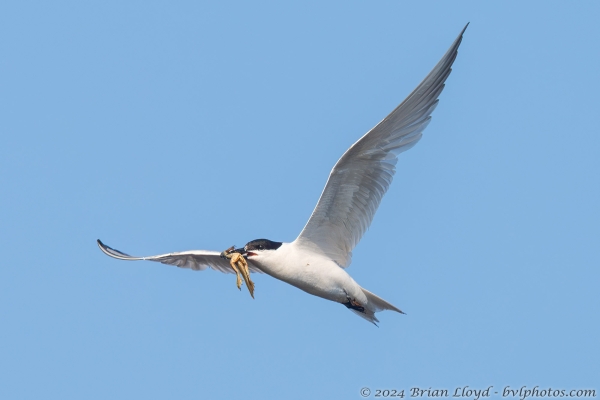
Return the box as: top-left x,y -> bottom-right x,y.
1,1 -> 599,399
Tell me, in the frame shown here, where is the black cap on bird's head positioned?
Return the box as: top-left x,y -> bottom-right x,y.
243,239 -> 283,257
244,239 -> 283,252
220,239 -> 282,259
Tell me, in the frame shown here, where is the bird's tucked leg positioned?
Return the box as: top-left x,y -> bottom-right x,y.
342,296 -> 365,312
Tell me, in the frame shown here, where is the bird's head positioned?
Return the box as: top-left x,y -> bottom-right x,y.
242,239 -> 283,258
221,239 -> 283,261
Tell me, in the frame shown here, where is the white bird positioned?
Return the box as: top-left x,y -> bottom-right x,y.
98,25 -> 468,325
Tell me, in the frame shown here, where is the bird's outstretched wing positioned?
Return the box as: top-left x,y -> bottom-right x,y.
97,239 -> 262,273
295,24 -> 468,268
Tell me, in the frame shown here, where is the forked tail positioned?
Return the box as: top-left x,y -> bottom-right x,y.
350,288 -> 404,326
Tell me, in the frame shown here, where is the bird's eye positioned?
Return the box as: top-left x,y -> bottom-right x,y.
258,245 -> 263,250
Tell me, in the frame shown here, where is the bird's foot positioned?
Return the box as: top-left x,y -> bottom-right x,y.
342,296 -> 365,312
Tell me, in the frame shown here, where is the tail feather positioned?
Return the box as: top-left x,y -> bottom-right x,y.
362,287 -> 405,315
350,308 -> 380,326
345,288 -> 404,326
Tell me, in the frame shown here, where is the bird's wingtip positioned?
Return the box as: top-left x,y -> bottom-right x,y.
96,239 -> 136,260
452,23 -> 469,44
97,238 -> 112,255
457,23 -> 469,41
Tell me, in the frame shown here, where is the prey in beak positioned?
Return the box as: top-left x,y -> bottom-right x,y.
220,246 -> 255,298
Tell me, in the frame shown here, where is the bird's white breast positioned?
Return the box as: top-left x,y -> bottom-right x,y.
251,242 -> 365,304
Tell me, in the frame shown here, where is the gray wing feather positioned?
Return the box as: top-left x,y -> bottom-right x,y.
296,24 -> 468,268
97,239 -> 262,273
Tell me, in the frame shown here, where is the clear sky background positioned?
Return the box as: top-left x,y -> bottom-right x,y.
1,1 -> 599,399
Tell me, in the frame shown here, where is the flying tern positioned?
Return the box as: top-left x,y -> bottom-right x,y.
98,25 -> 467,325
